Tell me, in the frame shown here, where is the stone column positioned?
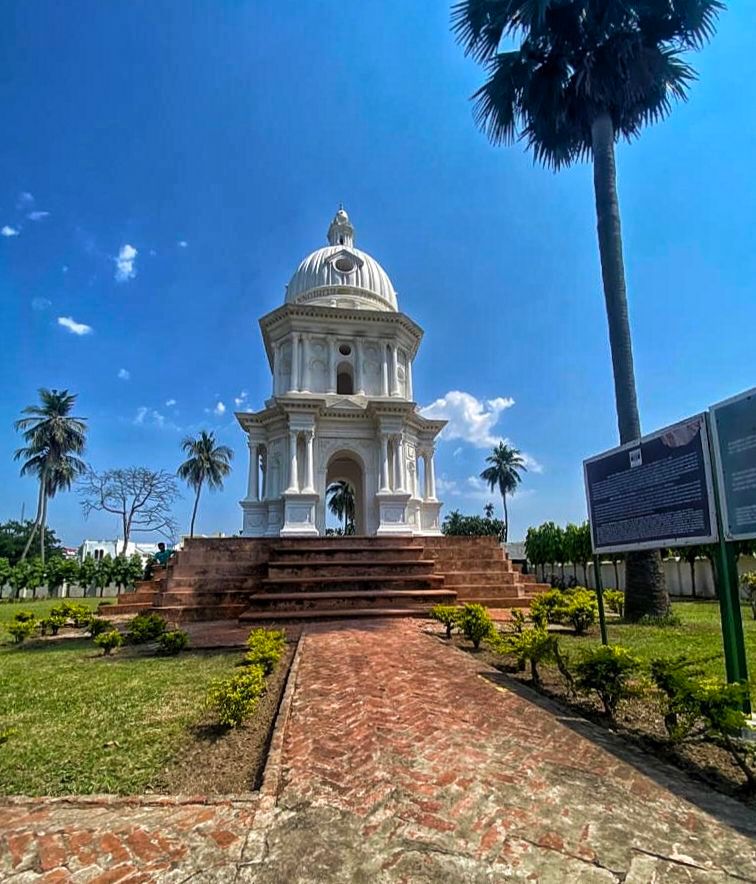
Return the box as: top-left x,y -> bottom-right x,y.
390,345 -> 400,397
272,342 -> 281,396
260,447 -> 267,500
394,434 -> 406,492
287,430 -> 299,492
427,449 -> 437,500
291,333 -> 300,393
301,334 -> 311,392
303,430 -> 315,492
328,337 -> 337,394
247,440 -> 259,500
381,345 -> 389,397
355,339 -> 365,395
406,356 -> 414,401
379,434 -> 390,492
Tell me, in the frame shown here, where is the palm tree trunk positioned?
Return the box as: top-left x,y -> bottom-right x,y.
40,492 -> 48,566
190,481 -> 203,538
613,560 -> 620,590
591,112 -> 668,620
501,493 -> 508,543
21,475 -> 46,562
690,559 -> 697,598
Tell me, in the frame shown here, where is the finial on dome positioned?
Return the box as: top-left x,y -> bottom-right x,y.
327,206 -> 354,248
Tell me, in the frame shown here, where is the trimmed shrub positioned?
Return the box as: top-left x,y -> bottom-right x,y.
740,572 -> 756,620
529,589 -> 567,628
87,617 -> 115,638
40,613 -> 67,636
459,603 -> 494,649
94,630 -> 123,656
50,602 -> 91,628
603,589 -> 625,617
7,620 -> 37,643
13,610 -> 36,623
208,666 -> 266,727
244,628 -> 286,674
127,613 -> 167,644
429,604 -> 461,639
489,626 -> 573,690
562,589 -> 598,635
574,645 -> 642,718
158,630 -> 189,656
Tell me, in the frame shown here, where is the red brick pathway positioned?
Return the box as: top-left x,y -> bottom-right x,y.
2,619 -> 756,882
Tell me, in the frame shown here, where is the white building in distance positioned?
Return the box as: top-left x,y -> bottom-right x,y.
78,540 -> 163,562
237,208 -> 445,537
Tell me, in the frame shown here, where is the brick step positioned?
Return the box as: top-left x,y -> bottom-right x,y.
441,571 -> 519,587
100,601 -> 153,616
166,576 -> 263,592
274,536 -> 420,548
155,590 -> 254,607
454,596 -> 533,608
268,560 -> 435,578
152,604 -> 248,623
167,563 -> 267,578
269,545 -> 424,560
249,589 -> 456,604
239,607 -> 430,623
452,585 -> 529,599
261,575 -> 445,593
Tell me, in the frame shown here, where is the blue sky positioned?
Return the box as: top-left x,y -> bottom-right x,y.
2,1 -> 755,547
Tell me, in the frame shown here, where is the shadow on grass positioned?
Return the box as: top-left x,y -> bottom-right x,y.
478,667 -> 756,839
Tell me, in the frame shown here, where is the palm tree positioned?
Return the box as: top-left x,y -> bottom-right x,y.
452,0 -> 722,618
14,389 -> 87,563
177,431 -> 233,537
327,481 -> 356,535
480,442 -> 526,542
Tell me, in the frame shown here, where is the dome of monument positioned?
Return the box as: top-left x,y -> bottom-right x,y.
285,208 -> 398,312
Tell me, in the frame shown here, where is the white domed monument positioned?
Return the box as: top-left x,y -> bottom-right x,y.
236,208 -> 446,537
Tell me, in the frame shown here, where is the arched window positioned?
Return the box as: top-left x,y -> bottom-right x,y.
336,361 -> 354,395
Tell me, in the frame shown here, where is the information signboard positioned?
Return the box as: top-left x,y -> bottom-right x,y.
710,387 -> 756,542
584,414 -> 718,554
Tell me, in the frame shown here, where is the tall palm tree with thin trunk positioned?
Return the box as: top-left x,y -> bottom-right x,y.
480,442 -> 526,542
453,0 -> 723,618
14,389 -> 87,564
327,481 -> 356,535
177,431 -> 233,537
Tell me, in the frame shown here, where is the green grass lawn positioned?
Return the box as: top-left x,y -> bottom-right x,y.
0,599 -> 240,795
555,601 -> 756,681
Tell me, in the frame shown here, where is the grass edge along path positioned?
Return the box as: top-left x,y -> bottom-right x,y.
0,599 -> 242,796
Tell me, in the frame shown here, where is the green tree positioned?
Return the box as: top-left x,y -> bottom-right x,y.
0,557 -> 12,596
13,389 -> 87,564
177,430 -> 234,538
78,555 -> 97,596
452,1 -> 722,616
94,555 -> 114,597
327,481 -> 356,534
563,523 -> 582,581
479,442 -> 526,542
0,520 -> 64,566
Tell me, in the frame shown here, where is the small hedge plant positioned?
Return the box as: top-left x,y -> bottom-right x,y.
429,604 -> 461,638
94,630 -> 124,656
50,602 -> 91,628
158,630 -> 189,656
530,587 -> 598,635
8,619 -> 37,643
127,612 -> 167,644
208,665 -> 266,727
573,645 -> 642,719
245,628 -> 286,674
603,589 -> 625,618
87,617 -> 115,638
39,613 -> 67,636
740,572 -> 756,620
13,610 -> 36,623
459,603 -> 494,649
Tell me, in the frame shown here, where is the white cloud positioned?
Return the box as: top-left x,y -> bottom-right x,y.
134,406 -> 165,428
177,240 -> 188,248
32,297 -> 51,311
16,192 -> 34,209
421,390 -> 515,448
115,243 -> 137,282
214,401 -> 226,416
1,225 -> 19,237
234,390 -> 248,407
117,368 -> 130,381
57,315 -> 93,336
165,398 -> 177,407
27,211 -> 50,221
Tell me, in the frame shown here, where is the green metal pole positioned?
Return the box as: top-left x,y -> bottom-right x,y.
706,418 -> 750,711
594,555 -> 609,646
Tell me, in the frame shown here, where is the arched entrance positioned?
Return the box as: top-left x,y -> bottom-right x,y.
325,450 -> 366,535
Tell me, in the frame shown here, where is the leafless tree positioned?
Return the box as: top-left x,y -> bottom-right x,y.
79,467 -> 180,554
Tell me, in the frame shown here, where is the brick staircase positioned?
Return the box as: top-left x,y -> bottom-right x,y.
102,536 -> 548,623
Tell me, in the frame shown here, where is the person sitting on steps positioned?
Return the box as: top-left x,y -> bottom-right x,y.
153,542 -> 174,568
